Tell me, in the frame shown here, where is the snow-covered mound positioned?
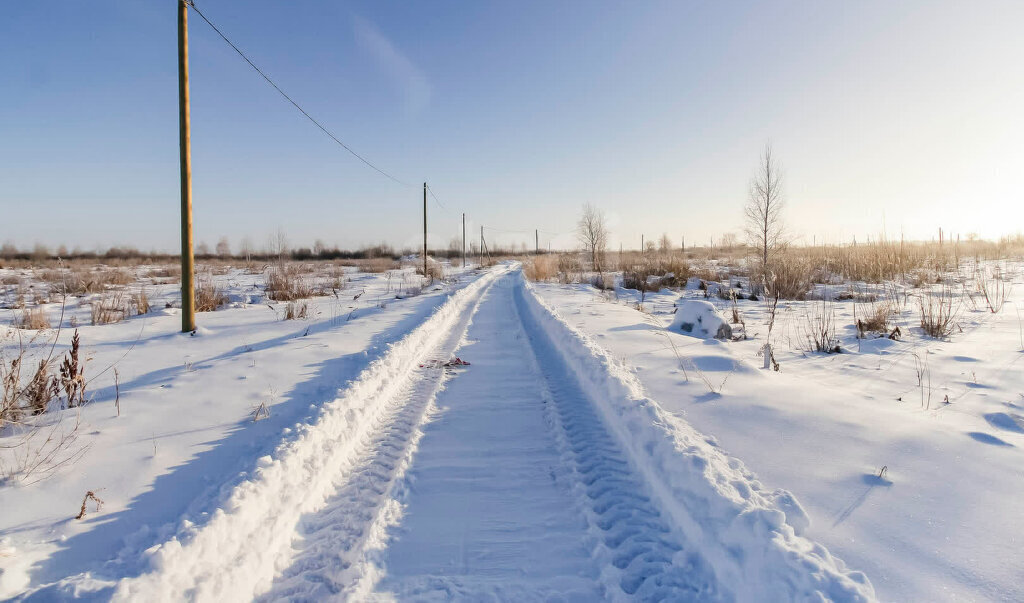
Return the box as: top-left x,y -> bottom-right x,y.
670,299 -> 732,340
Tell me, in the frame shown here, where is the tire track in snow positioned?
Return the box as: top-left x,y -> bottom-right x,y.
363,272 -> 719,600
259,275 -> 495,600
514,280 -> 723,601
111,267 -> 507,602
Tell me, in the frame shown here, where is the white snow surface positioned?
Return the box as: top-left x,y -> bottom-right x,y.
533,267 -> 1024,602
2,262 -> 889,601
518,276 -> 872,602
0,263 -> 485,599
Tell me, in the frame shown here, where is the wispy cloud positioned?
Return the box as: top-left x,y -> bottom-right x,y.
353,15 -> 431,115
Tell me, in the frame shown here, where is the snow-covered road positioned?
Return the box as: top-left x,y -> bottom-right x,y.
262,270 -> 718,600
108,267 -> 873,602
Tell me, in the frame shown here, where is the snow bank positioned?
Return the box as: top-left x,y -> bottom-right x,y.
110,266 -> 507,602
670,299 -> 732,340
518,273 -> 875,602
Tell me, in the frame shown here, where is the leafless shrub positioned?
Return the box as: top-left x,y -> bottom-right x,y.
415,259 -> 444,281
590,273 -> 616,290
0,330 -> 90,484
557,254 -> 583,284
1,410 -> 87,485
804,296 -> 841,353
977,266 -> 1011,313
919,284 -> 961,338
14,308 -> 50,330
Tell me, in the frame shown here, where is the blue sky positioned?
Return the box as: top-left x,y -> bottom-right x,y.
2,1 -> 1022,253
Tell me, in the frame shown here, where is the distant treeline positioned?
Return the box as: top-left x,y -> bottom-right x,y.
0,242 -> 546,263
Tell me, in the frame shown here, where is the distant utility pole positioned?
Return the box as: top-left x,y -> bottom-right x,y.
178,0 -> 195,333
641,234 -> 644,254
462,213 -> 466,268
480,226 -> 484,262
535,229 -> 539,255
422,182 -> 428,278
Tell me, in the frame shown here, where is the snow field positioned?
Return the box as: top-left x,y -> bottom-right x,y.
532,269 -> 1024,601
1,265 -> 480,599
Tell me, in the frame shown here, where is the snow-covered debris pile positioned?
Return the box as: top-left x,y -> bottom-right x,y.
670,299 -> 732,340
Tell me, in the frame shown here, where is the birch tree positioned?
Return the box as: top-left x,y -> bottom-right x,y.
744,143 -> 785,281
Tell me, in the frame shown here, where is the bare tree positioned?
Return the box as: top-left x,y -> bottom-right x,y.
658,233 -> 673,254
268,229 -> 289,262
577,204 -> 609,272
216,237 -> 231,257
744,143 -> 785,280
239,236 -> 254,263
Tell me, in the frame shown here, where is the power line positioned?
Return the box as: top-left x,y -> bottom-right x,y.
426,185 -> 451,212
187,1 -> 409,187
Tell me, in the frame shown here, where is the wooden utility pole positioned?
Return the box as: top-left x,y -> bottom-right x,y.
422,182 -> 428,279
462,212 -> 466,268
535,229 -> 539,255
178,0 -> 195,333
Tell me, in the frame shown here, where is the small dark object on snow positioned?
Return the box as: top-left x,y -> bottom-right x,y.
698,280 -> 708,291
888,326 -> 902,340
944,394 -> 950,404
419,357 -> 471,369
76,490 -> 104,520
878,465 -> 888,479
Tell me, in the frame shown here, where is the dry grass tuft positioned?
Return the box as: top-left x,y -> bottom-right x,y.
284,300 -> 308,320
265,265 -> 312,301
132,289 -> 150,315
919,285 -> 961,338
195,277 -> 228,312
856,300 -> 891,336
14,308 -> 51,330
91,291 -> 128,325
524,256 -> 558,281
